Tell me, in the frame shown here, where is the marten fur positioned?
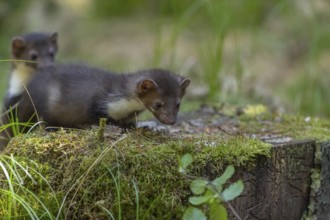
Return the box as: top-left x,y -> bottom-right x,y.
4,32 -> 58,109
0,64 -> 190,149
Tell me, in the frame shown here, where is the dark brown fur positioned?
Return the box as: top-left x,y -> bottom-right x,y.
11,32 -> 58,68
0,64 -> 190,149
4,32 -> 58,109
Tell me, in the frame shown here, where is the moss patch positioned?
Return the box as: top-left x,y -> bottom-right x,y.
239,113 -> 330,142
1,128 -> 270,219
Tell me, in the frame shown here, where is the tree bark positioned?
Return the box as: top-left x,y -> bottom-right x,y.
315,141 -> 330,220
232,140 -> 316,220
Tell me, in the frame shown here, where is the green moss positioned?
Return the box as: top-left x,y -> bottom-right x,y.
281,115 -> 330,142
0,155 -> 62,218
1,128 -> 271,219
3,106 -> 328,219
239,113 -> 330,142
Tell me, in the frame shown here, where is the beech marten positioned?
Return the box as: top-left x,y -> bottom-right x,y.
0,64 -> 190,149
0,32 -> 58,148
4,32 -> 58,109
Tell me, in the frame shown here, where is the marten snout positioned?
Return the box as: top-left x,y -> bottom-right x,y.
157,114 -> 177,125
37,58 -> 55,68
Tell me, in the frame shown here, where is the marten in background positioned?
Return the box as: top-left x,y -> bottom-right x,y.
0,32 -> 58,147
4,32 -> 58,109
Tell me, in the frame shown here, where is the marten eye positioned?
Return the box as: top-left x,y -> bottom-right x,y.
155,102 -> 163,109
49,52 -> 54,58
176,102 -> 180,109
30,53 -> 38,61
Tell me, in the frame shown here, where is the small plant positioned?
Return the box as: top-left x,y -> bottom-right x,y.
179,153 -> 244,220
0,107 -> 37,146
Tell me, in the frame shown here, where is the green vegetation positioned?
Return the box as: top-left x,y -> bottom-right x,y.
0,0 -> 329,218
239,111 -> 330,142
0,128 -> 271,219
0,107 -> 37,145
0,155 -> 60,219
179,155 -> 244,220
1,104 -> 329,218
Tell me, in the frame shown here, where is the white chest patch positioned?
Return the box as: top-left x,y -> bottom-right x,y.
107,98 -> 145,120
48,83 -> 61,108
8,64 -> 34,97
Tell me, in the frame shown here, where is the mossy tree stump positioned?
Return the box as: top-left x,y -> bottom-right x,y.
1,106 -> 330,219
234,140 -> 317,220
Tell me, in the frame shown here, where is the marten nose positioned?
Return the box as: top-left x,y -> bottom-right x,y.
38,59 -> 53,67
158,115 -> 176,125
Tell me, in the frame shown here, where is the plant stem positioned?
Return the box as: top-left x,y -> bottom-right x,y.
227,202 -> 243,220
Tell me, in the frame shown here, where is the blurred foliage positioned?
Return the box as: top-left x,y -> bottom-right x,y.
0,0 -> 329,117
91,0 -> 279,29
0,0 -> 26,53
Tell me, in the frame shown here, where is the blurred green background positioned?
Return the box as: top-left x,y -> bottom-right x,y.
1,0 -> 329,117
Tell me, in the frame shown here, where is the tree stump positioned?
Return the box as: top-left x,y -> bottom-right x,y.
2,105 -> 330,219
316,141 -> 330,220
231,139 -> 330,220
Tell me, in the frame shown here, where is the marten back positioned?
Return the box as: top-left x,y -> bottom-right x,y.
17,64 -> 190,128
18,64 -> 132,127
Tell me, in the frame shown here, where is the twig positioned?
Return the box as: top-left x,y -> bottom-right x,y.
97,118 -> 107,142
227,202 -> 243,220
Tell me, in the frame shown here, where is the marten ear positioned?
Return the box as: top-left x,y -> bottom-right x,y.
137,79 -> 158,94
180,78 -> 190,90
49,32 -> 58,46
11,37 -> 26,58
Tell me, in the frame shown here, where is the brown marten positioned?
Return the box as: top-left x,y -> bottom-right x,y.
0,32 -> 58,148
4,32 -> 58,109
1,64 -> 190,148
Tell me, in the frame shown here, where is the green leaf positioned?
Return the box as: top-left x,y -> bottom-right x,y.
178,167 -> 185,173
222,180 -> 244,202
212,165 -> 235,189
190,179 -> 208,195
182,207 -> 207,220
204,189 -> 214,197
209,203 -> 228,220
189,195 -> 213,205
179,153 -> 193,173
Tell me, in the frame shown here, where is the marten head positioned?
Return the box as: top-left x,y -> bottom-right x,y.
11,32 -> 58,69
136,69 -> 190,125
